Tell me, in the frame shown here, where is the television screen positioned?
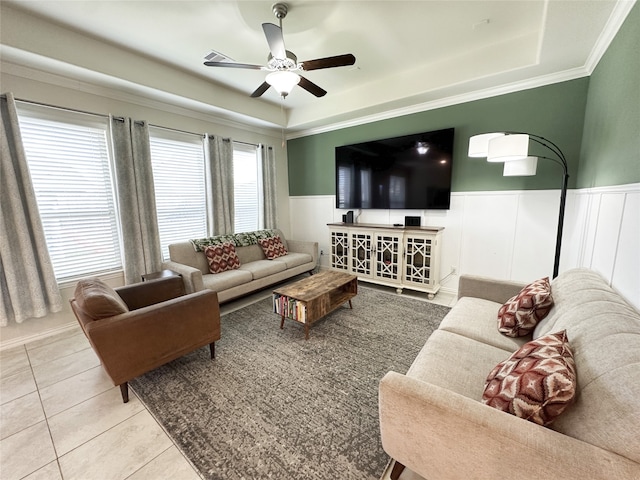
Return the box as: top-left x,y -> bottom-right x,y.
335,128 -> 454,210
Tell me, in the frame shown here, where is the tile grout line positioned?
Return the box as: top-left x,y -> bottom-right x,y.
25,342 -> 66,479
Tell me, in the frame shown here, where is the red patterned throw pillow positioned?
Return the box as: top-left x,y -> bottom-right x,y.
497,277 -> 553,337
482,330 -> 577,426
258,235 -> 288,259
204,242 -> 241,274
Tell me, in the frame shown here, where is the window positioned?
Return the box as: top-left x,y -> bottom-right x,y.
233,143 -> 263,233
17,105 -> 123,282
149,129 -> 207,259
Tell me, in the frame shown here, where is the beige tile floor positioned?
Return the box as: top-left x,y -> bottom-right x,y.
0,325 -> 202,480
0,284 -> 452,480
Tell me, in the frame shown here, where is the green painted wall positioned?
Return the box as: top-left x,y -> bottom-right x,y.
288,79 -> 589,196
578,3 -> 640,188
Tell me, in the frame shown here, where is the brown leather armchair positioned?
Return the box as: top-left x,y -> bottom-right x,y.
70,275 -> 221,403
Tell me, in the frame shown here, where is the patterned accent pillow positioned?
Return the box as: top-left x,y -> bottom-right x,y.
482,330 -> 577,426
204,243 -> 241,274
258,235 -> 288,259
234,229 -> 277,247
190,230 -> 278,251
497,277 -> 553,337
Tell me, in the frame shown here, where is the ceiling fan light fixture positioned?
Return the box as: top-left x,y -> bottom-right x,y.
416,142 -> 429,154
266,70 -> 300,97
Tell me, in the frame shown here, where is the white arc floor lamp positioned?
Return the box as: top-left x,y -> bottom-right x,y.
468,132 -> 569,278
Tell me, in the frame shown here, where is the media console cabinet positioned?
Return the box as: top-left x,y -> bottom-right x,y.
327,223 -> 444,299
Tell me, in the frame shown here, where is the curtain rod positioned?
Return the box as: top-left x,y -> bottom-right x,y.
12,96 -> 107,120
8,95 -> 260,148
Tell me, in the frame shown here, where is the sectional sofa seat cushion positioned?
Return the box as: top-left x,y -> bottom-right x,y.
74,277 -> 129,320
272,252 -> 313,269
258,235 -> 288,259
204,242 -> 240,273
438,297 -> 529,352
202,269 -> 253,292
497,276 -> 553,337
406,329 -> 514,401
239,259 -> 287,279
482,330 -> 577,426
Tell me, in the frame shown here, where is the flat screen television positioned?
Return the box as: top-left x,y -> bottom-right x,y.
335,128 -> 454,210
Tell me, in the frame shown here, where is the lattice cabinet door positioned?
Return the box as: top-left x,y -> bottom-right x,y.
350,231 -> 373,277
330,229 -> 349,271
374,232 -> 402,282
403,234 -> 434,288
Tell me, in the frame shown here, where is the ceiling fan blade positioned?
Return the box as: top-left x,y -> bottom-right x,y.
301,54 -> 356,71
250,81 -> 271,98
262,22 -> 286,60
204,61 -> 264,70
298,76 -> 327,97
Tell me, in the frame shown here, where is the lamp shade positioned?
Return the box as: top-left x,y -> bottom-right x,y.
266,71 -> 300,97
487,134 -> 530,162
503,156 -> 538,176
468,133 -> 504,157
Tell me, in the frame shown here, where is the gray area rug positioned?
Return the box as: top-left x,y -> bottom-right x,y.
130,285 -> 450,480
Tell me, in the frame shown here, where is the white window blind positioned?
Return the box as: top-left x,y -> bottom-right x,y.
233,143 -> 262,233
149,130 -> 207,260
16,107 -> 123,282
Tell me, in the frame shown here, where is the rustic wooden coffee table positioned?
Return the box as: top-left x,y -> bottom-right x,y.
273,270 -> 358,340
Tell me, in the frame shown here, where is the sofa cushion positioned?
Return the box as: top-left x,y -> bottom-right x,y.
438,297 -> 530,352
482,330 -> 576,426
497,277 -> 553,337
236,244 -> 267,264
258,235 -> 288,259
407,329 -> 514,401
271,252 -> 313,269
202,269 -> 253,292
239,259 -> 287,280
74,277 -> 129,320
204,242 -> 241,274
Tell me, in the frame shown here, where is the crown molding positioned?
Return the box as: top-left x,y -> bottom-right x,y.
0,54 -> 283,139
286,67 -> 590,140
585,0 -> 637,74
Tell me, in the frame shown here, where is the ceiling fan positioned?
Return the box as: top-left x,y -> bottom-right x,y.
204,2 -> 356,99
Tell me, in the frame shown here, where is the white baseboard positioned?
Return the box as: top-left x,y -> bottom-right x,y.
0,321 -> 79,351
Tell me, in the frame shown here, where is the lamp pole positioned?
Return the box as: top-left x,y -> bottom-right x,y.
513,133 -> 569,279
469,131 -> 569,279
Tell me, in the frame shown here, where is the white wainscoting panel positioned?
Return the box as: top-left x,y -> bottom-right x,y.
510,191 -> 560,281
289,183 -> 639,310
571,185 -> 640,309
457,193 -> 519,279
612,192 -> 640,308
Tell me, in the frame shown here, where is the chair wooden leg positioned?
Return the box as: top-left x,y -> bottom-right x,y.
210,342 -> 215,359
120,382 -> 129,403
390,460 -> 406,480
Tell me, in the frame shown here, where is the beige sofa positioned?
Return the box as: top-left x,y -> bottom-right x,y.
379,268 -> 640,480
162,229 -> 318,303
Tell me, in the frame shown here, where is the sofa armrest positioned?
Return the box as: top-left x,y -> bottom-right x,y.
379,372 -> 639,480
83,290 -> 220,385
161,260 -> 204,293
287,239 -> 319,265
458,274 -> 526,303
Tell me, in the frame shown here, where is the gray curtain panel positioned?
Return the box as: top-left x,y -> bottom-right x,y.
0,93 -> 62,326
205,134 -> 234,235
110,116 -> 162,284
261,145 -> 278,230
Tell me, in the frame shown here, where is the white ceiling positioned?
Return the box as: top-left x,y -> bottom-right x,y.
0,0 -> 633,134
